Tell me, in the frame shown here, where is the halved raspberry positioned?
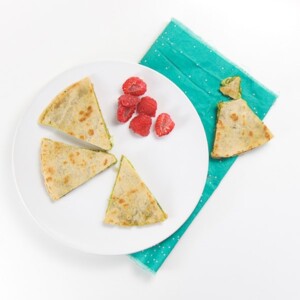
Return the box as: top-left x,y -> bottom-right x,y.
137,96 -> 157,117
155,113 -> 175,137
129,114 -> 152,136
118,94 -> 140,107
117,102 -> 136,123
122,77 -> 147,96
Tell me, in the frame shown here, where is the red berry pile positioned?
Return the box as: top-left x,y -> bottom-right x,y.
117,76 -> 175,137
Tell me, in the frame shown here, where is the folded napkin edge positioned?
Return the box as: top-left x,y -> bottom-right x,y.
128,254 -> 157,274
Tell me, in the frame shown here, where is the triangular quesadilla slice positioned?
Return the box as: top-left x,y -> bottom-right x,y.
220,76 -> 242,99
104,155 -> 168,226
211,99 -> 273,158
40,138 -> 117,200
39,77 -> 112,151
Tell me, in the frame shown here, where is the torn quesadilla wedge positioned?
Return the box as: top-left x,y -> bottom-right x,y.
40,138 -> 117,200
104,155 -> 168,226
219,76 -> 242,99
39,77 -> 112,151
211,99 -> 273,158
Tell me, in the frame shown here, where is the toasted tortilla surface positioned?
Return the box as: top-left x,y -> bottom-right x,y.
211,99 -> 273,158
104,156 -> 167,226
39,77 -> 112,150
220,76 -> 242,99
40,138 -> 117,200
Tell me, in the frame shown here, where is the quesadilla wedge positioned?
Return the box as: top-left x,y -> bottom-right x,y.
211,99 -> 273,158
40,138 -> 117,200
220,76 -> 242,99
104,155 -> 167,226
39,77 -> 112,151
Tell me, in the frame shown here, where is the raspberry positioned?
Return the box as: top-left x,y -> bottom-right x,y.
129,114 -> 152,136
118,94 -> 140,107
122,77 -> 147,96
155,113 -> 175,137
137,96 -> 157,117
117,102 -> 136,123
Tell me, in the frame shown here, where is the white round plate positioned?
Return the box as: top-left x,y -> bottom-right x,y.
12,61 -> 208,255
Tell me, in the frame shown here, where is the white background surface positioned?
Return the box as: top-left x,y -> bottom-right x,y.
1,0 -> 299,299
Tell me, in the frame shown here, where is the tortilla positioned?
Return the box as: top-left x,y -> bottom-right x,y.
211,99 -> 273,158
39,77 -> 112,151
104,155 -> 168,226
220,76 -> 242,99
40,138 -> 117,200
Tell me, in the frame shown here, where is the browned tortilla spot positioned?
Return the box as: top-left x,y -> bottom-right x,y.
230,113 -> 239,121
47,167 -> 55,174
54,98 -> 64,109
218,120 -> 224,128
128,189 -> 138,196
63,176 -> 70,184
54,143 -> 62,151
79,106 -> 94,122
69,153 -> 75,164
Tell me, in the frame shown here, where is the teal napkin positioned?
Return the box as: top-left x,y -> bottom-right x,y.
130,19 -> 277,273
